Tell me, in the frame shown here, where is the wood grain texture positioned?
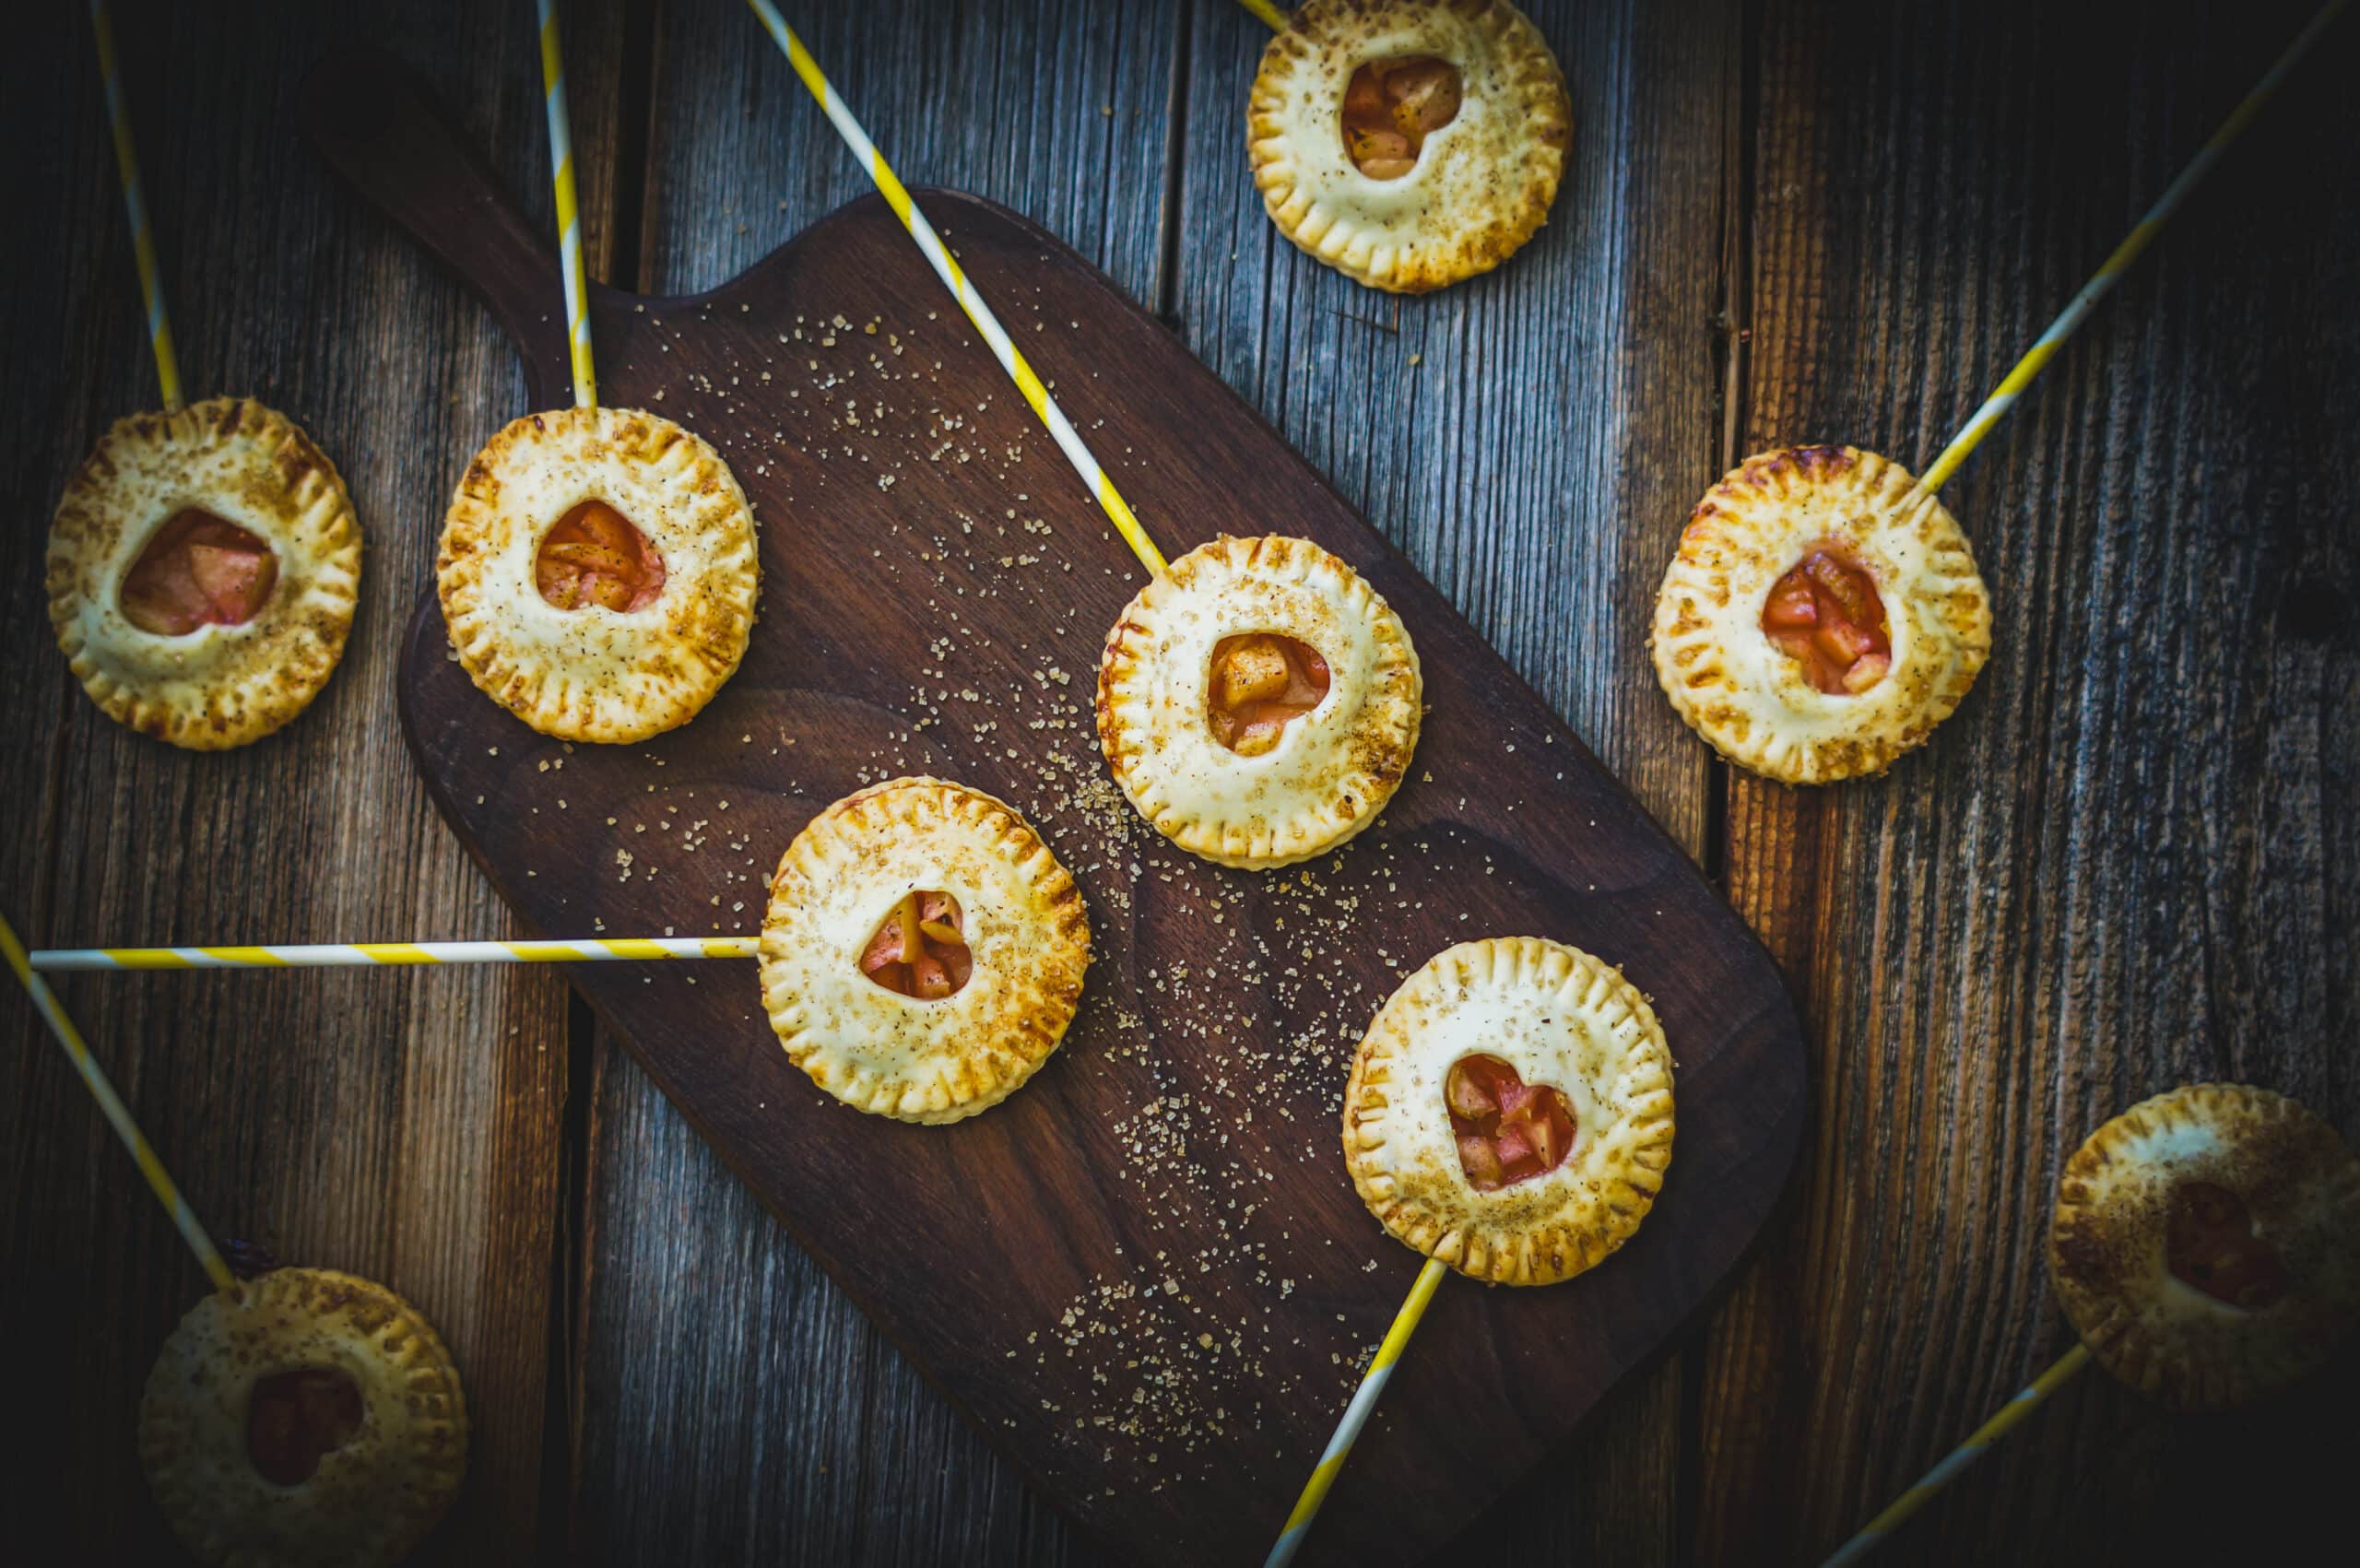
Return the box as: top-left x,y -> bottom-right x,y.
1694,1 -> 2360,1562
0,2 -> 631,1558
1166,2 -> 1743,1556
566,5 -> 1184,1563
372,149 -> 1801,1561
15,0 -> 2359,1562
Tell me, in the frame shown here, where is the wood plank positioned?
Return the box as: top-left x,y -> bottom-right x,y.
0,2 -> 631,1555
1166,0 -> 1742,1559
356,95 -> 1804,1568
566,4 -> 1182,1562
1694,1 -> 2360,1562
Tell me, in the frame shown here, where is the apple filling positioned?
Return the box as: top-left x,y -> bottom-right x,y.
2166,1181 -> 2287,1310
1341,57 -> 1462,180
247,1367 -> 364,1487
120,509 -> 278,635
1209,633 -> 1331,757
1445,1054 -> 1576,1192
535,499 -> 667,613
1761,544 -> 1893,694
859,891 -> 972,999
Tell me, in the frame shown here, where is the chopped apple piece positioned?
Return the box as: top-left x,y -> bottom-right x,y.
184,541 -> 277,618
1457,1135 -> 1504,1190
1446,1059 -> 1499,1120
1841,653 -> 1892,694
859,890 -> 972,999
1386,60 -> 1461,130
1340,56 -> 1464,180
535,499 -> 667,613
1208,633 -> 1331,756
2166,1181 -> 2288,1310
120,509 -> 277,635
1760,542 -> 1892,695
246,1367 -> 364,1488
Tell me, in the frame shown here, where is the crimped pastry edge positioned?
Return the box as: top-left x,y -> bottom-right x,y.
45,396 -> 362,750
1095,533 -> 1422,869
758,776 -> 1092,1125
1342,936 -> 1675,1286
1249,0 -> 1571,293
1648,444 -> 1992,784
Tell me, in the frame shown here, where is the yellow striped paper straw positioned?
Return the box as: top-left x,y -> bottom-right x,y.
1234,0 -> 1292,32
1265,1255 -> 1446,1567
3,913 -> 238,1297
88,0 -> 183,412
537,0 -> 597,407
742,0 -> 1169,580
30,936 -> 759,972
1819,1342 -> 2092,1566
1917,0 -> 2347,495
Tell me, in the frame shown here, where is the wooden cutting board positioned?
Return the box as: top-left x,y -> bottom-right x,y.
309,60 -> 1805,1568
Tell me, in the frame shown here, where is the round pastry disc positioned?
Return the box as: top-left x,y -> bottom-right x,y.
438,403 -> 760,744
47,396 -> 362,750
139,1267 -> 467,1568
759,776 -> 1092,1125
1342,936 -> 1675,1286
2049,1082 -> 2360,1411
1249,0 -> 1572,293
1650,444 -> 1992,784
1097,533 -> 1422,869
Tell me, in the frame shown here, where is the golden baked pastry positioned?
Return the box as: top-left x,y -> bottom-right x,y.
1649,445 -> 1992,784
1096,534 -> 1421,869
138,1267 -> 466,1567
1342,937 -> 1675,1286
759,777 -> 1091,1124
46,396 -> 361,749
438,405 -> 758,743
2049,1082 -> 2360,1411
1249,0 -> 1571,293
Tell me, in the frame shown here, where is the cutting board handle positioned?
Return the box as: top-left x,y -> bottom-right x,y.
300,49 -> 572,392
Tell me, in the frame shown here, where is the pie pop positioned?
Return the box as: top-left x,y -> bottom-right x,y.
743,0 -> 1429,867
1652,0 -> 2346,785
1249,0 -> 1572,294
6,910 -> 468,1567
47,3 -> 360,750
1823,1082 -> 2360,1566
438,0 -> 758,746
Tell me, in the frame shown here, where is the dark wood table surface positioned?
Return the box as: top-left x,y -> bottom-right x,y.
5,1 -> 2354,1562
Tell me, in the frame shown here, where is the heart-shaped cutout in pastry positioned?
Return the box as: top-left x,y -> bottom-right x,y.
1446,1053 -> 1576,1191
2166,1181 -> 2287,1309
1760,540 -> 1892,695
859,890 -> 973,999
246,1366 -> 365,1486
1208,632 -> 1330,757
536,498 -> 667,613
121,508 -> 279,635
1341,56 -> 1462,180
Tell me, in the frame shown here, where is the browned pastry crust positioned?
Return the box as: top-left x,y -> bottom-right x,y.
438,404 -> 759,743
1249,0 -> 1571,292
1649,445 -> 1991,784
2049,1083 -> 2360,1410
759,777 -> 1092,1124
46,397 -> 361,749
139,1267 -> 467,1567
1341,937 -> 1675,1285
1096,534 -> 1422,868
